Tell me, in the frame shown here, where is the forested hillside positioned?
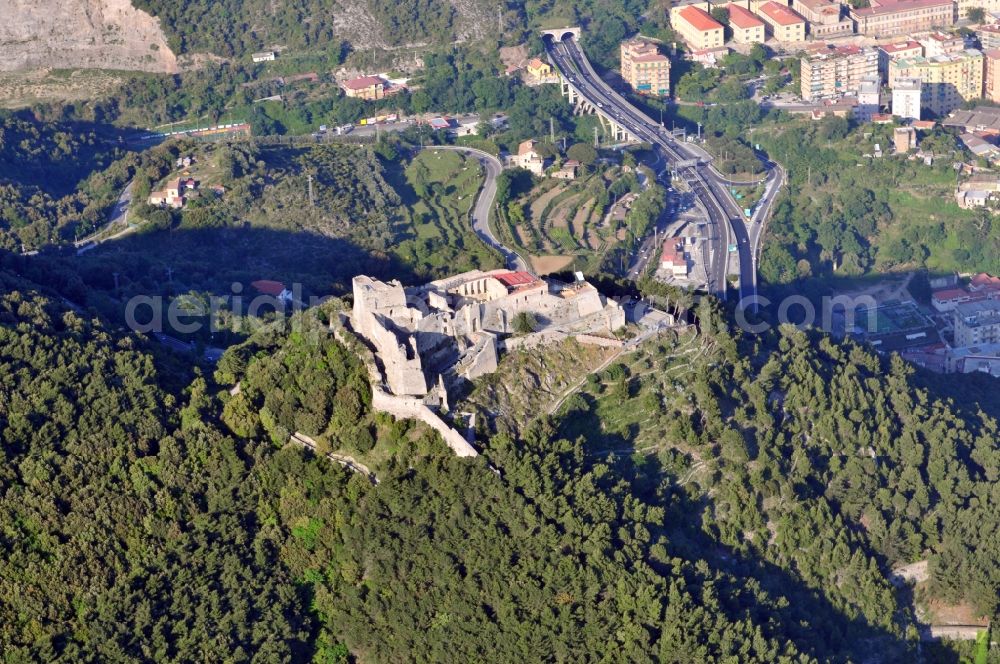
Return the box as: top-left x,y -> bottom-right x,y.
131,0 -> 492,56
2,258 -> 997,660
0,270 -> 800,661
0,111 -> 135,249
127,0 -> 652,60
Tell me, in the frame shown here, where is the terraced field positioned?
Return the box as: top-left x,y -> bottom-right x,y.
502,168 -> 637,274
402,149 -> 501,274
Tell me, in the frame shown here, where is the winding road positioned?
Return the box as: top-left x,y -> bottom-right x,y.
418,145 -> 529,272
545,34 -> 784,307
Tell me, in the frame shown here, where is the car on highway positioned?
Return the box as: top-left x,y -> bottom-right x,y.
597,102 -> 604,108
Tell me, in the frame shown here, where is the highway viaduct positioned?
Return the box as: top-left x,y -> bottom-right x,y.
541,28 -> 781,309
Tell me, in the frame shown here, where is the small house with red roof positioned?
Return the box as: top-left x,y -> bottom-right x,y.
342,75 -> 385,100
251,280 -> 293,302
660,239 -> 689,277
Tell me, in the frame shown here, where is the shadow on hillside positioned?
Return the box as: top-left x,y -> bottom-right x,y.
0,111 -> 147,199
656,483 -> 916,660
0,225 -> 430,353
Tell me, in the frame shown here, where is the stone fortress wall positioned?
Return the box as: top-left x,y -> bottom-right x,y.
348,269 -> 627,455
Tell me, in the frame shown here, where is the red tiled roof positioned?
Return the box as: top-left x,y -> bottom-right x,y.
881,40 -> 922,53
517,139 -> 538,156
971,272 -> 1000,290
912,120 -> 936,129
728,4 -> 765,28
759,2 -> 805,26
251,280 -> 286,296
678,5 -> 724,32
833,45 -> 862,55
495,271 -> 539,288
932,287 -> 972,301
633,53 -> 670,63
661,240 -> 685,263
343,75 -> 383,90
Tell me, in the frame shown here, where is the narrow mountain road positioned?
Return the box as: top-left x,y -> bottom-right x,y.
419,145 -> 529,272
74,179 -> 134,249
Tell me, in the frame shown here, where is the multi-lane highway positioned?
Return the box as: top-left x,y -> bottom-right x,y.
545,34 -> 779,307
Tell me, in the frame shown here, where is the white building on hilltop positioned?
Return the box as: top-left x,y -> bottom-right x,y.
892,78 -> 922,121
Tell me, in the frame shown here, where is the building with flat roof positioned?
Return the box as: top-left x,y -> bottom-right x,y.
894,125 -> 918,152
252,51 -> 276,62
850,0 -> 954,37
620,38 -> 671,96
342,75 -> 386,100
728,4 -> 767,44
977,24 -> 1000,50
892,77 -> 922,120
673,5 -> 725,50
858,77 -> 882,121
918,31 -> 966,57
954,299 -> 1000,346
758,1 -> 807,41
956,0 -> 1000,21
985,48 -> 1000,103
800,46 -> 880,101
946,343 -> 1000,377
889,49 -> 984,116
879,40 -> 923,78
792,0 -> 853,36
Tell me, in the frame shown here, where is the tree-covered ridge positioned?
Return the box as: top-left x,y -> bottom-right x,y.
2,262 -> 998,660
128,0 -> 650,59
0,111 -> 135,250
125,141 -> 498,290
0,272 -> 312,659
131,0 -> 478,57
0,276 -> 806,661
737,329 -> 1000,617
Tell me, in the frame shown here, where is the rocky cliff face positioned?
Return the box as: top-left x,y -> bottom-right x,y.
0,0 -> 177,72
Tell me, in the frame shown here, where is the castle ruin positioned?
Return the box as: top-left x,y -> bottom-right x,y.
351,269 -> 626,402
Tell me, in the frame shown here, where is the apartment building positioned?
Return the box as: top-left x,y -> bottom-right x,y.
850,0 -> 954,37
758,1 -> 807,41
857,77 -> 882,121
918,31 -> 965,57
954,299 -> 1000,346
985,48 -> 1000,103
728,4 -> 767,44
892,77 -> 923,120
889,49 -> 984,116
800,46 -> 880,101
792,0 -> 854,37
956,0 -> 1000,21
673,5 -> 725,51
620,39 -> 672,96
977,24 -> 1000,50
879,40 -> 923,78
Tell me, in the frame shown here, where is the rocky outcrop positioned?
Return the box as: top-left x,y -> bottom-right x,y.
0,0 -> 177,72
